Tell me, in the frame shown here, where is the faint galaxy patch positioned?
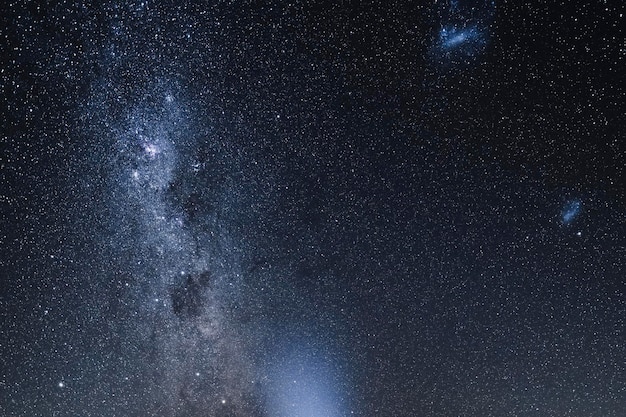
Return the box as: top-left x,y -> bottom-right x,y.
561,199 -> 582,225
437,24 -> 487,54
430,0 -> 495,66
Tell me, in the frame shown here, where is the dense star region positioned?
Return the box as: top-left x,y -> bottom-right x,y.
1,1 -> 624,416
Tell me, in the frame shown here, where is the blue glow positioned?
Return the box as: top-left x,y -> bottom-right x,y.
439,25 -> 480,50
265,339 -> 348,417
561,199 -> 582,224
429,0 -> 495,66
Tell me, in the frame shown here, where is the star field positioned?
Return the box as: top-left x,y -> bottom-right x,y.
1,1 -> 624,416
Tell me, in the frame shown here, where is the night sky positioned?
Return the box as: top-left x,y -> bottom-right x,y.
1,1 -> 624,416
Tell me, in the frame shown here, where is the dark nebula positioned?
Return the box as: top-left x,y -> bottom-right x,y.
170,272 -> 211,320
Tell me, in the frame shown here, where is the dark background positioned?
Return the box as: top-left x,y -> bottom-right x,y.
1,1 -> 624,416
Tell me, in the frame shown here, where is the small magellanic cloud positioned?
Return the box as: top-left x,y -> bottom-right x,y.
561,199 -> 582,225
